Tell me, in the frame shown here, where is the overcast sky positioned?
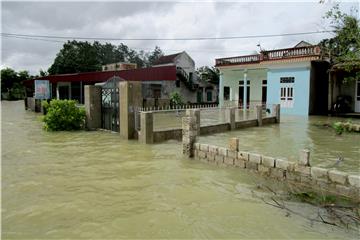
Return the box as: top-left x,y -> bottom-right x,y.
1,0 -> 358,75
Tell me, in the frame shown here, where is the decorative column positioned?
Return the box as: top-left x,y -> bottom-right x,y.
219,72 -> 224,107
243,70 -> 248,109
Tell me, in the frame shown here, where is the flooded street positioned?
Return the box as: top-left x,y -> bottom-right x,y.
2,101 -> 359,239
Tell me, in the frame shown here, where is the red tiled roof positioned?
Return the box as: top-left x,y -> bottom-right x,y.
152,52 -> 182,65
24,66 -> 176,86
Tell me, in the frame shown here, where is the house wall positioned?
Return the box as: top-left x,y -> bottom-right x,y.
153,52 -> 195,76
142,80 -> 197,104
267,67 -> 311,115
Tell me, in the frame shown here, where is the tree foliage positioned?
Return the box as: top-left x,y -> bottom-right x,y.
319,4 -> 360,83
196,66 -> 220,84
48,41 -> 164,75
0,68 -> 31,100
43,99 -> 86,131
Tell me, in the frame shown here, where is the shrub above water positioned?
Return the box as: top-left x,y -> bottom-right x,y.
43,99 -> 86,131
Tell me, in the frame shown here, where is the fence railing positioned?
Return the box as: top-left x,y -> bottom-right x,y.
215,46 -> 321,66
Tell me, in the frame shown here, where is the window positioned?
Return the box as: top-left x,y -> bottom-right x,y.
224,86 -> 230,100
280,77 -> 295,83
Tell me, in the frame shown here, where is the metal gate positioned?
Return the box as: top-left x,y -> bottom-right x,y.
101,77 -> 120,132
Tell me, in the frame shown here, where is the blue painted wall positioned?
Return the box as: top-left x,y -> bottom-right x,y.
267,67 -> 310,115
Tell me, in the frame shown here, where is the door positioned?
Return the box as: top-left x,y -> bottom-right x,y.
355,79 -> 360,112
280,85 -> 294,108
58,86 -> 69,100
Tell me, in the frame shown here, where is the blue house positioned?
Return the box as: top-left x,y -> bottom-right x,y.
215,41 -> 329,115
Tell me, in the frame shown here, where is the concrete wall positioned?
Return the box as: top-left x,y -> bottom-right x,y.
193,141 -> 360,202
150,116 -> 276,143
267,67 -> 311,115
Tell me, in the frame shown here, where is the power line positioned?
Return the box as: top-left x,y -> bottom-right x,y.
1,30 -> 334,41
1,34 -> 65,43
0,34 -> 257,53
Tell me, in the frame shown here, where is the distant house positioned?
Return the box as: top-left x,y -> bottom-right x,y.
151,51 -> 218,104
23,66 -> 177,105
215,41 -> 330,115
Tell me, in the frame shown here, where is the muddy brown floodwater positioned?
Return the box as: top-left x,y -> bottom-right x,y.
2,101 -> 359,239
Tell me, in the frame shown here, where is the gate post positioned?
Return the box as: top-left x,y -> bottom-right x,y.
226,107 -> 236,130
119,81 -> 142,139
186,109 -> 200,135
140,111 -> 154,144
272,104 -> 280,123
256,105 -> 263,126
84,85 -> 101,130
182,115 -> 197,158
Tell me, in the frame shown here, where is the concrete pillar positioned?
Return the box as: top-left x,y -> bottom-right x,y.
226,107 -> 236,130
243,70 -> 248,109
272,104 -> 280,123
182,115 -> 198,158
140,111 -> 153,144
84,85 -> 101,130
229,137 -> 239,152
299,149 -> 311,166
186,109 -> 200,135
256,105 -> 263,126
219,73 -> 224,107
119,81 -> 142,139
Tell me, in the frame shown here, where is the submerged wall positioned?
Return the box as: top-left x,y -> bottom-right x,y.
192,140 -> 360,202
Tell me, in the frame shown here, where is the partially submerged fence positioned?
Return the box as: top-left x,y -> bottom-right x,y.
138,104 -> 280,144
182,113 -> 360,202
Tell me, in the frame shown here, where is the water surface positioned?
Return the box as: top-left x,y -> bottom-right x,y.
2,101 -> 358,239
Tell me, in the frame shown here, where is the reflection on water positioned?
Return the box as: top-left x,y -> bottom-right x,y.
2,101 -> 358,239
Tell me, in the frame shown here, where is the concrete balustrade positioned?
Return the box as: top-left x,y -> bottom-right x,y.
191,137 -> 360,202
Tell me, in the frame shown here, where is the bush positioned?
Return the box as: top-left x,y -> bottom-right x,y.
43,99 -> 86,131
170,92 -> 183,106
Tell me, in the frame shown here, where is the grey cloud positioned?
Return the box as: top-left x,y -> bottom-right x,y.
1,1 -> 358,74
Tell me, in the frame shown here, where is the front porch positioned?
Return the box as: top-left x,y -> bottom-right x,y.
219,68 -> 268,109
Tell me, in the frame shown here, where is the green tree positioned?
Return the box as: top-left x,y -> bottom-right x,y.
196,66 -> 220,84
48,41 -> 164,74
0,68 -> 29,100
147,46 -> 164,67
1,68 -> 18,93
319,4 -> 360,83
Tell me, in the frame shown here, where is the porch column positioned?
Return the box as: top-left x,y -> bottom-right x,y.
243,70 -> 248,109
219,72 -> 224,107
